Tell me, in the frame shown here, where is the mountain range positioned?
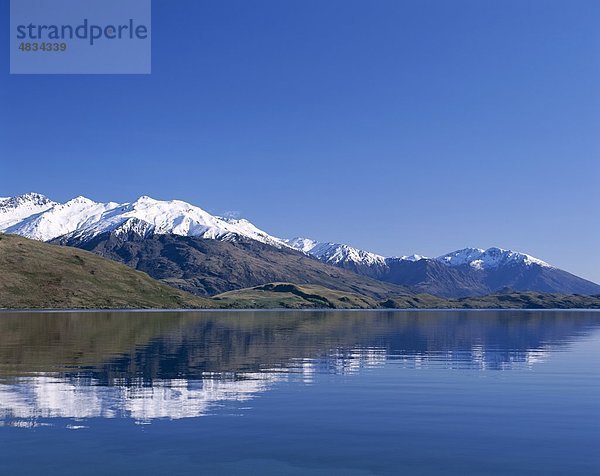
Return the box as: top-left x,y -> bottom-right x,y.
283,239 -> 599,297
1,192 -> 599,298
0,233 -> 213,309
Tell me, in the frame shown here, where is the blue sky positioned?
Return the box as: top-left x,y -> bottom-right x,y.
1,0 -> 599,282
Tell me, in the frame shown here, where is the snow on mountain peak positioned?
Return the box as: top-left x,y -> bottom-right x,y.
6,196 -> 119,241
395,254 -> 428,262
284,237 -> 320,253
285,238 -> 385,266
436,247 -> 551,269
7,192 -> 49,202
0,193 -> 58,230
0,193 -> 286,247
436,248 -> 486,267
68,196 -> 96,204
286,236 -> 552,272
0,193 -> 554,272
309,242 -> 386,266
0,192 -> 54,209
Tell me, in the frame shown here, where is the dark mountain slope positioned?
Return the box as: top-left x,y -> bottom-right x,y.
381,259 -> 489,297
481,264 -> 600,295
379,259 -> 600,298
214,283 -> 380,309
58,232 -> 409,298
332,257 -> 600,298
0,234 -> 214,309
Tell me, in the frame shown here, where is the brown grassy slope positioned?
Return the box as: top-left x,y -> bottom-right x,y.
61,233 -> 409,298
214,282 -> 380,309
382,291 -> 600,309
216,282 -> 600,310
0,234 -> 214,309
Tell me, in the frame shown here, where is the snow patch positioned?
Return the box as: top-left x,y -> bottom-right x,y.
436,247 -> 551,269
0,193 -> 286,247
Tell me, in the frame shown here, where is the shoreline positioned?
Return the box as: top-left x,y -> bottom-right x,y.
1,307 -> 600,314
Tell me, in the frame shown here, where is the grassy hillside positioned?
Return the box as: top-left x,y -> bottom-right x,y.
214,283 -> 447,309
214,283 -> 380,309
448,291 -> 600,309
1,234 -> 598,310
0,234 -> 214,309
60,232 -> 409,298
216,283 -> 600,310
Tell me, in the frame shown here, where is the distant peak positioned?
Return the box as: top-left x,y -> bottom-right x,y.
0,192 -> 56,209
19,192 -> 47,199
136,195 -> 157,202
398,254 -> 428,262
436,247 -> 551,269
285,237 -> 319,253
484,247 -> 507,254
454,247 -> 486,254
65,196 -> 95,205
16,192 -> 51,202
132,195 -> 195,207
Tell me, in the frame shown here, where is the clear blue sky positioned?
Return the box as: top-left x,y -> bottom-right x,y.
1,0 -> 599,282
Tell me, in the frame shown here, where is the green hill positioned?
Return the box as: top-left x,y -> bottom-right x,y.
0,234 -> 214,309
213,283 -> 443,309
2,234 -> 598,310
214,282 -> 381,309
215,282 -> 600,310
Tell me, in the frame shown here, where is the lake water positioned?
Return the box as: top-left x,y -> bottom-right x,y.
0,310 -> 599,475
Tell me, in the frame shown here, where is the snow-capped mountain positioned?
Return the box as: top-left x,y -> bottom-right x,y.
0,193 -> 57,230
391,254 -> 428,262
2,192 -> 598,298
6,196 -> 120,242
285,239 -> 433,267
437,247 -> 551,270
0,193 -> 556,274
0,193 -> 285,247
286,238 -> 386,266
284,237 -> 600,296
287,238 -> 553,273
309,242 -> 386,266
284,237 -> 319,254
284,238 -> 390,278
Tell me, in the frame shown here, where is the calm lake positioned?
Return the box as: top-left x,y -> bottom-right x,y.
0,310 -> 599,475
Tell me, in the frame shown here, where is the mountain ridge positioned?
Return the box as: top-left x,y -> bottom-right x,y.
0,232 -> 598,310
284,238 -> 600,296
55,230 -> 410,298
2,193 -> 286,247
2,192 -> 598,297
0,233 -> 214,309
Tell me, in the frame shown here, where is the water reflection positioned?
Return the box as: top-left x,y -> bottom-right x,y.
0,310 -> 598,426
0,374 -> 283,425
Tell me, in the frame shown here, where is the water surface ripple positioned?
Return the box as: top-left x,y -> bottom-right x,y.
0,310 -> 598,475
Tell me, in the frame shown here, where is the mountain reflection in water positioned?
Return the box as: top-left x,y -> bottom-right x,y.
0,310 -> 598,426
